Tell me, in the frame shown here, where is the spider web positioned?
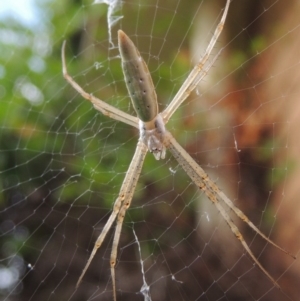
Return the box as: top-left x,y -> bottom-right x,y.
0,0 -> 299,300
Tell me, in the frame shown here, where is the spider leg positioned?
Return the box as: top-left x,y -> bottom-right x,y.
76,140 -> 148,293
217,190 -> 296,259
162,0 -> 231,124
109,140 -> 148,301
62,41 -> 139,129
164,131 -> 294,288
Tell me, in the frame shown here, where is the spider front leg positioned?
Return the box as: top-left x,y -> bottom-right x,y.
164,131 -> 295,288
109,140 -> 148,301
76,140 -> 148,298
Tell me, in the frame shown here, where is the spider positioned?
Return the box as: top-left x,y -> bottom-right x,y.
62,0 -> 294,299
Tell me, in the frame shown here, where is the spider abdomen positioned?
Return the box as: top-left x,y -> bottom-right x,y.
118,30 -> 158,122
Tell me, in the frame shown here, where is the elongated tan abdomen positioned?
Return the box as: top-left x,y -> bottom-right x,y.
118,30 -> 158,122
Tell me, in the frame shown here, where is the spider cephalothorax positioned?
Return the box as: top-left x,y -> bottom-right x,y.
139,115 -> 166,160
